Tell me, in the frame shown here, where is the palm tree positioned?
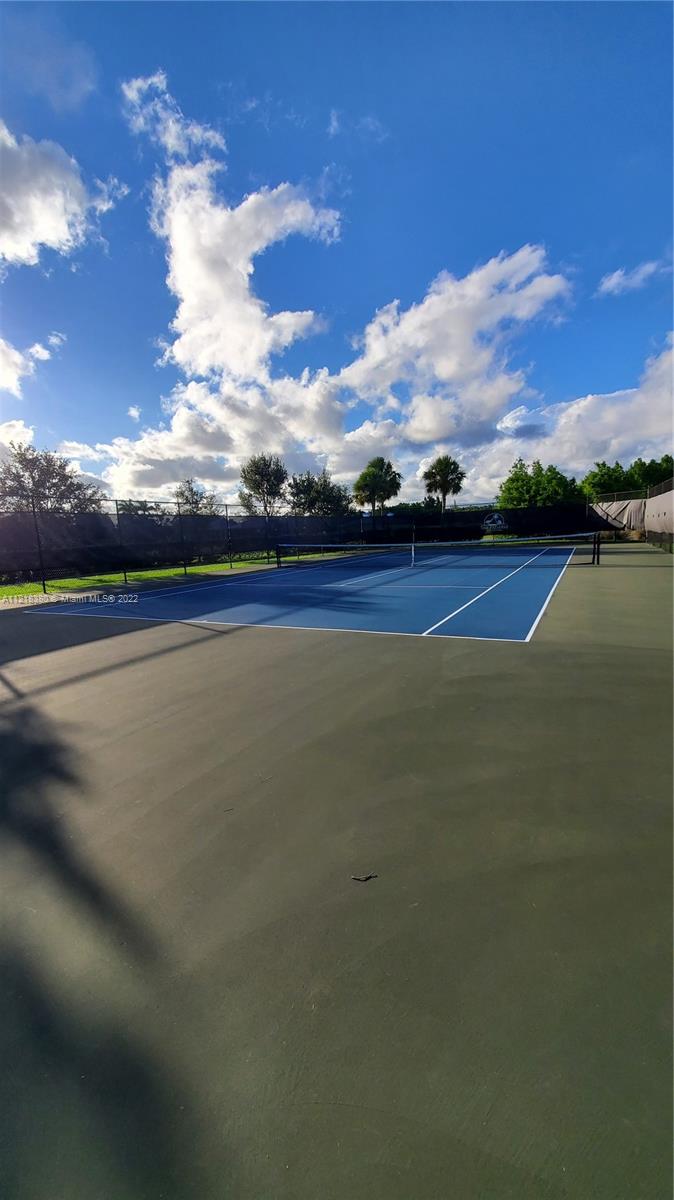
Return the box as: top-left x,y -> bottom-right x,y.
422,454 -> 466,512
353,457 -> 403,518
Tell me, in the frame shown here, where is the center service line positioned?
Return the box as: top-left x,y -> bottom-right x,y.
421,548 -> 550,636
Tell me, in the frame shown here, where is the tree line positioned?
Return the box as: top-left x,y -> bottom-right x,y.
0,439 -> 670,515
496,454 -> 673,507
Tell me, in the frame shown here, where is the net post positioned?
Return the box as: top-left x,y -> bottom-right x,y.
411,532 -> 415,568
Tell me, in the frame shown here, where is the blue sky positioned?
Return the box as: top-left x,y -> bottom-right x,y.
0,1 -> 671,501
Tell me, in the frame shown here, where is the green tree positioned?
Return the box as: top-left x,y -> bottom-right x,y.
287,469 -> 350,516
288,471 -> 318,515
0,442 -> 104,512
238,454 -> 288,516
116,499 -> 166,515
173,478 -> 221,514
579,461 -> 632,500
313,470 -> 352,516
580,456 -> 673,499
422,454 -> 466,512
531,462 -> 583,505
498,458 -> 582,507
353,457 -> 402,517
389,497 -> 442,516
496,457 -> 534,507
626,454 -> 673,490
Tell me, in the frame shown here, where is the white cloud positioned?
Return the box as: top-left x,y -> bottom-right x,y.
460,335 -> 673,499
57,440 -> 108,462
597,260 -> 662,296
150,157 -> 339,381
0,328 -> 67,397
121,75 -> 340,390
127,405 -> 141,422
97,396 -> 238,496
0,337 -> 47,397
122,71 -> 225,159
340,246 -> 568,436
86,79 -> 670,504
0,419 -> 34,458
0,120 -> 125,269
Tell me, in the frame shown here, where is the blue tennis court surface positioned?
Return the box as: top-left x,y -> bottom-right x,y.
31,541 -> 591,641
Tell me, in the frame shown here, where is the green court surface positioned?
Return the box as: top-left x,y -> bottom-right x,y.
1,545 -> 671,1199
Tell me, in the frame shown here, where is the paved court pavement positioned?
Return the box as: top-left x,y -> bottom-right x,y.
1,546 -> 671,1199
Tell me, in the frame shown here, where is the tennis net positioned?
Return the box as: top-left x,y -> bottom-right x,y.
276,532 -> 600,570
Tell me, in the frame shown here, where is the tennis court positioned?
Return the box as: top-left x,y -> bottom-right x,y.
28,534 -> 599,643
2,543 -> 671,1200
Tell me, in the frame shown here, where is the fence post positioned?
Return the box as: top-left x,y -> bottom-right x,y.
114,500 -> 129,585
225,503 -> 233,568
30,496 -> 47,594
176,501 -> 188,576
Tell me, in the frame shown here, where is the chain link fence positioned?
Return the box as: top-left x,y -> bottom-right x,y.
0,498 -> 611,592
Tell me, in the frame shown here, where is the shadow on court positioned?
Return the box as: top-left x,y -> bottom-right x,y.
0,702 -> 232,1198
1,577 -> 372,674
0,944 -> 221,1200
0,614 -> 239,706
0,606 -> 176,668
0,705 -> 155,962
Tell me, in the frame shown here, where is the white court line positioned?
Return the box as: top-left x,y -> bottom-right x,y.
369,582 -> 482,590
336,563 -> 413,586
65,562 -> 325,603
421,548 -> 550,636
523,550 -> 574,642
82,572 -> 274,601
125,556 -> 416,599
26,607 -> 526,642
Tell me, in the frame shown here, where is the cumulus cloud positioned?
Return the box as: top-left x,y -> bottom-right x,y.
461,335 -> 673,499
122,71 -> 225,159
0,336 -> 47,397
95,395 -> 238,496
120,74 -> 339,388
596,260 -> 662,296
86,204 -> 671,500
0,419 -> 34,458
85,79 -> 670,504
57,440 -> 107,461
340,245 -> 569,441
0,120 -> 126,269
150,158 -> 339,381
127,405 -> 141,421
327,109 -> 341,137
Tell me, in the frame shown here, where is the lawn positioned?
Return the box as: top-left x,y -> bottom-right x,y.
0,558 -> 276,599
